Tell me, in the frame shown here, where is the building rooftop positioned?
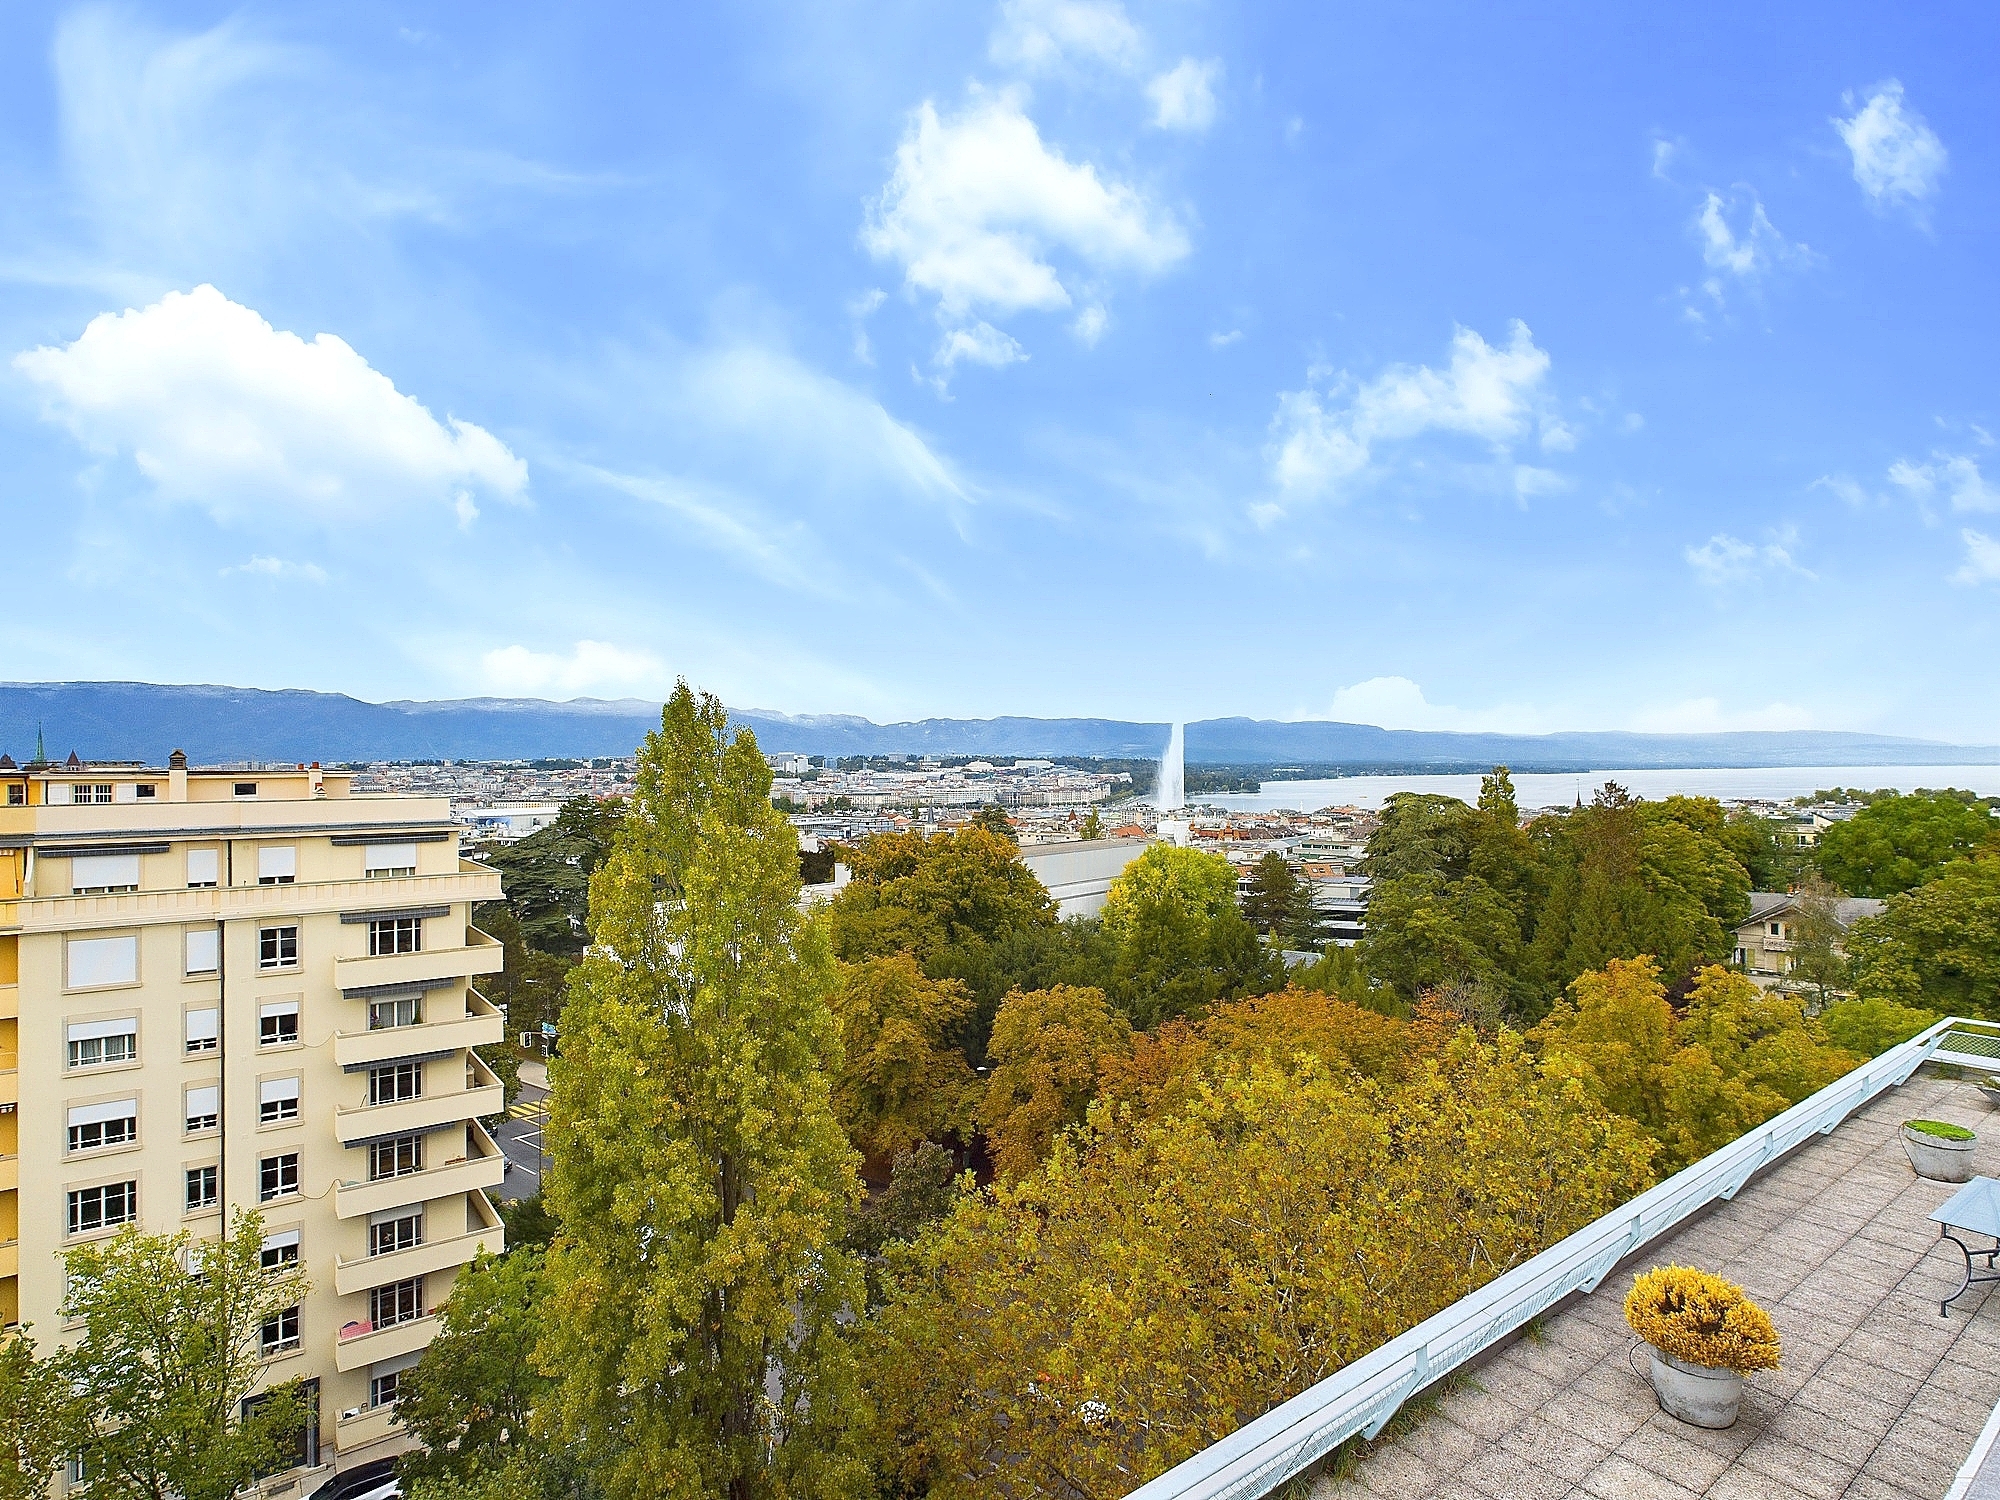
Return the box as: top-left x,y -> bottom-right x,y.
1326,1072 -> 2000,1500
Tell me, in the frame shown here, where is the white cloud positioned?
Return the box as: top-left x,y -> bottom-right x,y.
1835,81 -> 1946,211
1209,328 -> 1242,348
481,640 -> 669,698
219,555 -> 326,583
1695,191 -> 1810,282
1684,527 -> 1813,585
1268,321 -> 1557,505
1813,473 -> 1874,509
1955,530 -> 2000,585
847,287 -> 886,364
1650,138 -> 1677,180
989,0 -> 1143,73
1627,698 -> 1814,734
862,91 -> 1189,328
936,321 -> 1028,374
14,284 -> 526,524
1071,305 -> 1108,346
1888,452 -> 1998,512
1148,58 -> 1221,132
1320,676 -> 1547,734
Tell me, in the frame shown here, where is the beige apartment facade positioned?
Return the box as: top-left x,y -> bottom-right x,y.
0,751 -> 507,1494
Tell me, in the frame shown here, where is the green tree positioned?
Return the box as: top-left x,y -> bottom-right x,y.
845,1141 -> 963,1268
1361,871 -> 1522,1004
970,803 -> 1018,843
46,1210 -> 311,1500
1364,792 -> 1482,882
1102,845 -> 1275,1026
399,1250 -> 586,1500
1778,875 -> 1854,1009
1845,858 -> 2000,1018
1240,851 -> 1319,946
1076,807 -> 1104,840
476,795 -> 626,955
1288,942 -> 1387,1012
827,955 -> 980,1161
1816,790 -> 2000,897
1817,995 -> 1942,1056
540,683 -> 867,1500
0,1333 -> 79,1500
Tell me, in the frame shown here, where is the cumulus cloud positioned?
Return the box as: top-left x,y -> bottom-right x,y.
1626,698 -> 1814,734
481,639 -> 669,698
1267,321 -> 1557,505
862,90 -> 1189,360
1888,452 -> 1998,513
1956,530 -> 2000,586
1835,81 -> 1946,211
220,555 -> 326,583
936,321 -> 1028,374
14,284 -> 526,524
988,0 -> 1142,73
1209,328 -> 1242,348
1147,58 -> 1220,132
1684,528 -> 1813,585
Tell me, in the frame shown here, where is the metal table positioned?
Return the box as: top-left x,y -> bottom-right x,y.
1931,1176 -> 2000,1317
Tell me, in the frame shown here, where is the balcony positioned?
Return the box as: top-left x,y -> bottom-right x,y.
0,1241 -> 17,1278
7,868 -> 500,935
333,1402 -> 409,1460
0,1157 -> 15,1193
0,1069 -> 14,1111
333,991 -> 504,1071
334,1122 -> 506,1219
333,928 -> 503,995
332,1192 -> 505,1295
333,1312 -> 437,1374
333,1052 -> 503,1146
0,985 -> 14,1020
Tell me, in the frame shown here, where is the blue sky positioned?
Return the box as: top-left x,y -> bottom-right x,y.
1,3 -> 1996,741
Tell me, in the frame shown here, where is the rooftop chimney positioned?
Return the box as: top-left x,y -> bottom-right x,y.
168,748 -> 188,802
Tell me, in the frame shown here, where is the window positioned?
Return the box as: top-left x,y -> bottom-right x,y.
68,1181 -> 137,1235
368,994 -> 423,1030
369,1277 -> 424,1329
369,1370 -> 402,1408
185,1008 -> 219,1055
134,783 -> 157,799
259,1077 -> 300,1125
234,782 -> 259,798
67,1099 -> 137,1152
367,917 -> 422,956
259,1152 -> 299,1201
259,1000 -> 300,1046
257,846 -> 296,885
369,1062 -> 422,1106
81,783 -> 114,805
370,1212 -> 422,1257
186,1165 -> 218,1212
186,848 -> 218,889
68,935 -> 138,989
368,1134 -> 423,1181
260,1305 -> 301,1355
185,1084 -> 219,1132
71,854 -> 140,894
67,1018 -> 137,1069
260,1229 -> 300,1271
5,784 -> 22,806
258,926 -> 298,970
185,928 -> 219,976
364,843 -> 419,879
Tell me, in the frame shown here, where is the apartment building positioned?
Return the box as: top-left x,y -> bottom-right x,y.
0,751 -> 507,1494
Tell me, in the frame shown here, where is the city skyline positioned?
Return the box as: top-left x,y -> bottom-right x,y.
1,4 -> 1995,739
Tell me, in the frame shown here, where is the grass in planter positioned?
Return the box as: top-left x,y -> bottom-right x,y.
1906,1119 -> 1976,1141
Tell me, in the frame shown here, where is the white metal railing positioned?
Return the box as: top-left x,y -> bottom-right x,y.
1126,1016 -> 2000,1500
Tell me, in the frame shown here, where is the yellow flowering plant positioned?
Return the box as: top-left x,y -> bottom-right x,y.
1624,1266 -> 1781,1373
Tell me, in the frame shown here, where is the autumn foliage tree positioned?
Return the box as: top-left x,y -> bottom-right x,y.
828,954 -> 979,1162
978,984 -> 1132,1180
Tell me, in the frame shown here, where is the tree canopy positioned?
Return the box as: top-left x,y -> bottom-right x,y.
1815,789 -> 2000,896
1845,857 -> 2000,1018
978,983 -> 1132,1180
827,954 -> 980,1162
1101,844 -> 1275,1026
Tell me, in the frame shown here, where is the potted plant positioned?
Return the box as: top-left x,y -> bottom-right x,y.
1903,1119 -> 1978,1182
1978,1076 -> 2000,1107
1624,1266 -> 1780,1428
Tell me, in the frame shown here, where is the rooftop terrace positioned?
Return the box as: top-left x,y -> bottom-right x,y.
1326,1071 -> 2000,1500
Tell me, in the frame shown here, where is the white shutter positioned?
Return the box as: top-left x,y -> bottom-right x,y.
258,847 -> 297,881
71,854 -> 140,892
260,1077 -> 300,1105
185,1085 -> 218,1117
45,783 -> 72,805
259,999 -> 300,1021
185,1008 -> 219,1046
66,1017 -> 137,1043
364,843 -> 418,872
185,929 -> 219,975
186,848 -> 218,886
68,935 -> 138,987
262,1228 -> 301,1251
67,1098 -> 137,1128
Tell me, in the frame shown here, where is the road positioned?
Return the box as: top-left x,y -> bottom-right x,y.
492,1060 -> 549,1201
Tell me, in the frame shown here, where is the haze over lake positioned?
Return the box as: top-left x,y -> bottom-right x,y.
1208,765 -> 2000,815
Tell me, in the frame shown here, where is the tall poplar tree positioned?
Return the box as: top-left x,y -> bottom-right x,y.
539,683 -> 866,1499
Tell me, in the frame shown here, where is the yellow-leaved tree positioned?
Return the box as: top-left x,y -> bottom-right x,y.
977,984 -> 1131,1180
865,1029 -> 1655,1498
828,953 -> 980,1163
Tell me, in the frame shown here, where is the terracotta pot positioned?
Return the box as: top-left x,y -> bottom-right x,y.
1903,1125 -> 1977,1183
1648,1348 -> 1744,1429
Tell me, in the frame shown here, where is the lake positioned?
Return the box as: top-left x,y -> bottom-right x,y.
1203,764 -> 2000,814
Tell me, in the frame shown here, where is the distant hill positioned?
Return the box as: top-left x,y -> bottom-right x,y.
2,681 -> 1996,770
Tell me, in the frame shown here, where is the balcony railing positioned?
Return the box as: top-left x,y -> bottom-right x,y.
6,869 -> 499,934
333,990 -> 505,1070
332,1191 -> 505,1295
333,927 -> 503,994
1125,1017 -> 1999,1500
333,1052 -> 503,1146
333,1313 -> 437,1373
334,1122 -> 506,1219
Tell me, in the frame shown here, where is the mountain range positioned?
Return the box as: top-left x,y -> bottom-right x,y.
3,681 -> 1997,770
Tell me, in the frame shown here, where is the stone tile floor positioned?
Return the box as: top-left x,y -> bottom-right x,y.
1323,1073 -> 2000,1500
